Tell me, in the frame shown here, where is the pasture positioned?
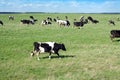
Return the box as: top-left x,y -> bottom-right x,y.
0,13 -> 120,80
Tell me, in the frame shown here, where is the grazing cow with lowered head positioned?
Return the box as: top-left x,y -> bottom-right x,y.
57,20 -> 70,27
110,30 -> 120,41
109,20 -> 115,26
0,20 -> 3,26
41,20 -> 52,26
88,16 -> 99,24
31,42 -> 66,60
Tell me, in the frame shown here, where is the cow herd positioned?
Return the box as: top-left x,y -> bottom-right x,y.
0,15 -> 117,28
0,15 -> 120,60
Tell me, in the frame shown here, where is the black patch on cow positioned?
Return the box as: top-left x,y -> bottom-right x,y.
33,42 -> 40,52
66,20 -> 70,26
41,43 -> 52,52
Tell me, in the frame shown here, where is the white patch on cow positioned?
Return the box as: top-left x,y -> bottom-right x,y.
37,42 -> 55,53
51,50 -> 54,53
57,20 -> 67,26
49,56 -> 51,59
39,46 -> 45,53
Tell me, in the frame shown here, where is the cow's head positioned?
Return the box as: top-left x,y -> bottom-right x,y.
61,43 -> 66,51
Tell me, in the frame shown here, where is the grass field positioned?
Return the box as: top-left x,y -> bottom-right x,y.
0,13 -> 120,80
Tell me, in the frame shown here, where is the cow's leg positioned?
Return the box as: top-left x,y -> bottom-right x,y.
56,53 -> 61,59
110,35 -> 113,41
49,53 -> 52,59
36,52 -> 40,60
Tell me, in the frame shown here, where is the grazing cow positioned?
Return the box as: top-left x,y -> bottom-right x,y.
31,42 -> 66,60
73,21 -> 84,28
88,16 -> 94,22
41,20 -> 52,26
92,20 -> 99,24
110,30 -> 120,41
0,20 -> 3,26
21,19 -> 34,25
73,18 -> 88,28
109,20 -> 115,26
9,16 -> 14,20
88,16 -> 99,24
57,20 -> 70,27
21,19 -> 37,25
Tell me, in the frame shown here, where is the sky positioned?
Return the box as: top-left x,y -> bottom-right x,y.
0,0 -> 120,13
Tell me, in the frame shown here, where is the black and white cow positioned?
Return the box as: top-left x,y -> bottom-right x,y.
56,20 -> 70,27
31,42 -> 66,60
21,19 -> 37,25
41,20 -> 52,26
110,30 -> 120,41
9,16 -> 14,20
21,19 -> 33,25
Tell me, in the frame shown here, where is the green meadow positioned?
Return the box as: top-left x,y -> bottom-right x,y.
0,13 -> 120,80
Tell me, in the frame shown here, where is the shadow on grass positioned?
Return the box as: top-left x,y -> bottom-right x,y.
112,39 -> 120,42
42,55 -> 75,59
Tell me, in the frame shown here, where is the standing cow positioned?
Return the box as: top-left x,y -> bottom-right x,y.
31,42 -> 66,60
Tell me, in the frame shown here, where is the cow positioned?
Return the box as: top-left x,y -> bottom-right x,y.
0,20 -> 3,26
56,20 -> 70,27
31,42 -> 66,60
110,30 -> 120,41
21,19 -> 33,25
109,20 -> 115,26
88,16 -> 99,24
9,16 -> 14,20
41,20 -> 52,26
73,21 -> 84,28
21,19 -> 37,25
73,18 -> 88,28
